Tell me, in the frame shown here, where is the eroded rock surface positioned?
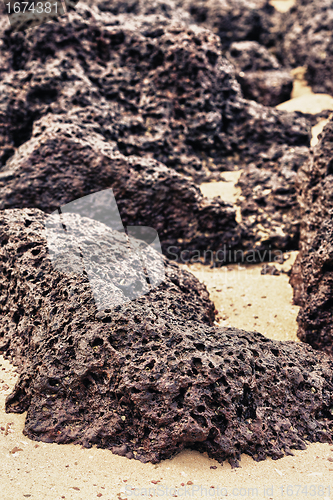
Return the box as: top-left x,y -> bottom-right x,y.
0,1 -> 310,178
279,0 -> 333,95
227,41 -> 293,106
0,112 -> 309,265
0,114 -> 239,259
236,145 -> 309,258
1,209 -> 333,465
290,117 -> 333,355
182,0 -> 281,50
0,1 -> 312,263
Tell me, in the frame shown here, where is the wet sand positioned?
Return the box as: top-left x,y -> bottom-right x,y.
2,1 -> 333,498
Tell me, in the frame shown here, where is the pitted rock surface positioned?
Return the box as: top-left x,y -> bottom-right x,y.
278,0 -> 333,95
290,117 -> 333,355
226,41 -> 293,107
1,209 -> 333,465
86,0 -> 189,17
236,145 -> 309,258
0,113 -> 308,264
0,1 -> 310,178
0,1 -> 312,263
0,114 -> 239,260
291,213 -> 333,356
182,0 -> 281,50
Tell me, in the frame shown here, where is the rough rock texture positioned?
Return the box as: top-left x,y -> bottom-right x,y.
227,41 -> 293,106
0,114 -> 239,259
0,1 -> 310,178
182,0 -> 281,50
0,1 -> 312,263
291,213 -> 333,356
236,145 -> 309,258
2,209 -> 333,466
86,0 -> 189,17
0,112 -> 310,264
279,0 -> 333,95
290,117 -> 333,355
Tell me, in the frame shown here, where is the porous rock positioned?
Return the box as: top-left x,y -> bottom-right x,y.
291,213 -> 333,356
0,112 -> 310,265
278,0 -> 333,95
236,145 -> 309,259
1,209 -> 333,466
0,1 -> 310,177
0,113 -> 239,259
0,2 -> 312,264
182,0 -> 281,50
290,117 -> 333,355
86,0 -> 188,17
227,41 -> 293,106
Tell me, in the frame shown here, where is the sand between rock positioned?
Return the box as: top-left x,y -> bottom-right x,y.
1,209 -> 333,467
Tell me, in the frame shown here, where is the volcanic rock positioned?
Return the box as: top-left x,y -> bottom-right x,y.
0,2 -> 312,264
290,117 -> 333,355
182,0 -> 281,50
0,2 -> 310,177
278,0 -> 333,95
0,113 -> 239,260
87,0 -> 188,17
2,208 -> 333,465
0,111 -> 310,265
236,145 -> 309,259
227,41 -> 293,106
291,213 -> 333,356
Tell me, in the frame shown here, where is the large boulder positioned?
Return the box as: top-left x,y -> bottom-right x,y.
0,113 -> 239,259
278,0 -> 333,95
1,208 -> 333,465
0,2 -> 312,263
0,112 -> 311,264
290,117 -> 333,355
226,41 -> 293,106
0,2 -> 310,178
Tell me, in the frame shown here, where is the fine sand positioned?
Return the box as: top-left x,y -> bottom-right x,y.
2,1 -> 333,498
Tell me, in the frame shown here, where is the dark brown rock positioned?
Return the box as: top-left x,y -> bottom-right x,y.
2,208 -> 333,466
0,113 -> 239,260
0,3 -> 312,264
0,3 -> 310,178
87,0 -> 188,17
182,0 -> 281,50
290,117 -> 333,355
0,112 -> 309,265
236,70 -> 292,108
278,0 -> 333,95
227,41 -> 293,106
291,213 -> 333,356
236,145 -> 309,260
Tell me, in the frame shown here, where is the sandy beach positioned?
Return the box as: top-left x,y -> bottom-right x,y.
1,0 -> 333,498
